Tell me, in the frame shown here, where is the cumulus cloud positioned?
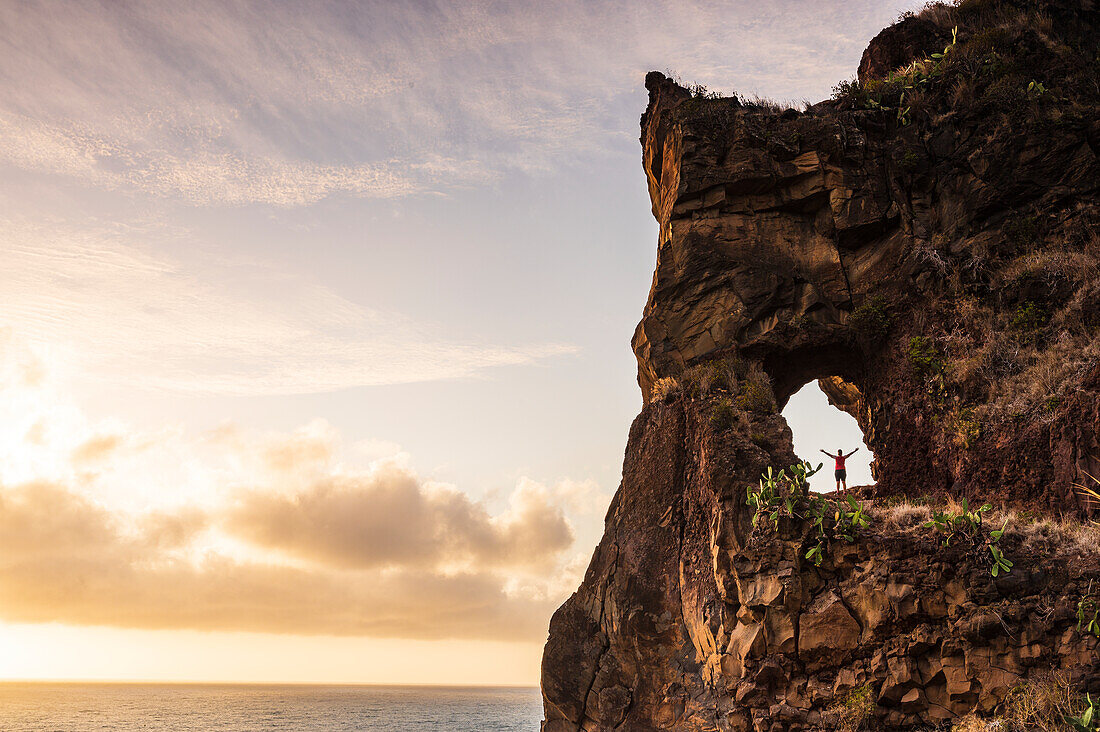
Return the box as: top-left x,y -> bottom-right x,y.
226,462 -> 573,571
0,337 -> 600,640
0,480 -> 556,638
0,470 -> 577,640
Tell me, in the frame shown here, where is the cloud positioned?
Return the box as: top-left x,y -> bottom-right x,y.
0,216 -> 576,394
0,0 -> 914,206
225,462 -> 573,571
258,420 -> 340,475
0,469 -> 577,640
71,435 -> 125,465
0,339 -> 597,640
0,481 -> 556,639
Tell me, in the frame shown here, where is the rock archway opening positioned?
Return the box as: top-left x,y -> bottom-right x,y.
781,377 -> 876,495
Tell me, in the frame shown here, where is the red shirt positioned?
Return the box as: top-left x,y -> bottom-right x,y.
834,454 -> 846,470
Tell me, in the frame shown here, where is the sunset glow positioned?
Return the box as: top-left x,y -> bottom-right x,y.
0,0 -> 903,686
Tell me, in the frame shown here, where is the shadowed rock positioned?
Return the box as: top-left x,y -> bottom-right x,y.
543,0 -> 1100,728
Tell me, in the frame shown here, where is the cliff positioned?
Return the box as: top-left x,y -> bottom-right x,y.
542,0 -> 1100,729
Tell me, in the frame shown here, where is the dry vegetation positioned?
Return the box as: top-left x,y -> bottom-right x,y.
863,0 -> 1100,440
650,376 -> 681,402
950,671 -> 1091,731
838,0 -> 1100,444
915,206 -> 1100,433
649,357 -> 778,431
823,683 -> 875,732
870,497 -> 1100,560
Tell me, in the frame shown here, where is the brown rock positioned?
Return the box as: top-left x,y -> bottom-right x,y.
798,591 -> 861,670
857,16 -> 944,84
542,1 -> 1100,729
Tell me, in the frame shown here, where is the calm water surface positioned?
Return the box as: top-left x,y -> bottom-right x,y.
0,683 -> 542,731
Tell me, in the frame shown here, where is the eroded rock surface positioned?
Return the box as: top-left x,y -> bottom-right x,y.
632,0 -> 1100,511
542,395 -> 1100,731
543,0 -> 1100,728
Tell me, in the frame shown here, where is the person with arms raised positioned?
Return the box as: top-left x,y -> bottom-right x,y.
820,447 -> 858,495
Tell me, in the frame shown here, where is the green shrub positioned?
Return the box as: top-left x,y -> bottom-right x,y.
684,357 -> 773,428
710,397 -> 736,430
908,336 -> 944,375
846,26 -> 959,125
954,408 -> 982,449
1010,301 -> 1048,338
748,463 -> 818,532
683,358 -> 735,396
833,78 -> 869,108
924,498 -> 1014,577
850,296 -> 892,342
980,73 -> 1031,118
827,683 -> 875,732
687,83 -> 721,100
924,498 -> 989,544
805,495 -> 871,566
747,462 -> 871,567
737,371 -> 776,414
728,357 -> 749,379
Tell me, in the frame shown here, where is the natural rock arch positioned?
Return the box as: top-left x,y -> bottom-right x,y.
542,1 -> 1100,729
633,54 -> 1099,511
784,376 -> 878,486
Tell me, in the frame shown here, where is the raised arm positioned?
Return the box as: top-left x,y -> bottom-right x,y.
844,448 -> 860,458
820,449 -> 836,458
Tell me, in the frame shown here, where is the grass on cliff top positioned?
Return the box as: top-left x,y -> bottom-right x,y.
661,70 -> 805,114
870,497 -> 1100,561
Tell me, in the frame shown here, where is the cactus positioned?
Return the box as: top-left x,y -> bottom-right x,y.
924,498 -> 1012,577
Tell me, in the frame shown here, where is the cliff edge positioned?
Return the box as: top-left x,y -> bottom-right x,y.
543,0 -> 1100,729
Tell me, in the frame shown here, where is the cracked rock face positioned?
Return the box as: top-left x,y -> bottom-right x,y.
541,397 -> 1100,731
631,0 -> 1100,511
543,0 -> 1100,729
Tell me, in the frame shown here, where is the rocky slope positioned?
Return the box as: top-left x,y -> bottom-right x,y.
543,0 -> 1100,728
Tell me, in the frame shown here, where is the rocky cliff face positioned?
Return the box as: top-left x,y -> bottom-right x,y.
543,0 -> 1100,729
543,395 -> 1100,731
634,0 -> 1100,510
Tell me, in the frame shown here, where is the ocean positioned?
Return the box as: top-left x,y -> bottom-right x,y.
0,683 -> 543,731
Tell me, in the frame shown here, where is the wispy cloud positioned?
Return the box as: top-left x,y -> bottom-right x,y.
0,111 -> 491,205
0,216 -> 574,394
0,0 -> 912,206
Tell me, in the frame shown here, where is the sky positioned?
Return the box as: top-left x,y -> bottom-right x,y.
0,0 -> 901,686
